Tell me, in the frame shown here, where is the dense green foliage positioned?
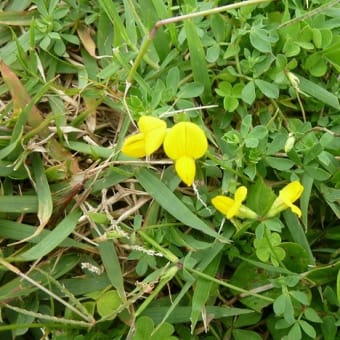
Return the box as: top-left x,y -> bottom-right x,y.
0,0 -> 339,339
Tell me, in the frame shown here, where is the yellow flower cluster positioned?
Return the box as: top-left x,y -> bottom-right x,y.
122,116 -> 208,186
122,116 -> 304,220
212,181 -> 304,220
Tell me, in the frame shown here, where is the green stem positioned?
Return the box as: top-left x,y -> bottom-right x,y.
137,230 -> 179,263
3,304 -> 91,328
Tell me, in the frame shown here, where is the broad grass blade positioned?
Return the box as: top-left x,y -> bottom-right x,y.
31,153 -> 53,232
0,196 -> 38,213
283,211 -> 315,265
135,168 -> 219,238
0,218 -> 92,251
17,210 -> 81,261
9,153 -> 53,245
144,305 -> 253,324
183,19 -> 211,102
98,240 -> 126,301
190,253 -> 222,332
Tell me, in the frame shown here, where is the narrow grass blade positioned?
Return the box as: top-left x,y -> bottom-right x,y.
98,240 -> 126,301
183,19 -> 211,102
98,0 -> 129,46
135,168 -> 219,238
23,153 -> 53,240
0,31 -> 30,65
301,174 -> 313,231
17,210 -> 81,261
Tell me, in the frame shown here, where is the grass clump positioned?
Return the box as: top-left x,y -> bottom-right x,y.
0,0 -> 339,339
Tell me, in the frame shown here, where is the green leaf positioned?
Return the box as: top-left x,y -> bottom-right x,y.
281,243 -> 309,273
32,153 -> 53,229
98,0 -> 128,46
250,27 -> 272,53
232,329 -> 262,340
206,43 -> 220,63
190,253 -> 221,332
273,294 -> 294,323
321,315 -> 337,340
142,306 -> 254,324
98,240 -> 126,301
288,323 -> 302,340
290,290 -> 309,305
223,96 -> 239,112
255,79 -> 279,98
242,81 -> 256,105
177,82 -> 204,98
0,195 -> 38,213
17,210 -> 81,261
301,174 -> 313,230
96,290 -> 122,318
297,75 -> 340,109
303,307 -> 322,323
0,218 -> 91,251
133,316 -> 176,340
299,320 -> 316,338
305,165 -> 331,181
283,211 -> 314,265
247,178 -> 276,216
265,156 -> 295,171
184,19 -> 211,101
135,168 -> 220,239
337,269 -> 340,307
305,54 -> 327,77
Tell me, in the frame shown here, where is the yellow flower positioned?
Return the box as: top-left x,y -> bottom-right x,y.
122,116 -> 167,158
163,122 -> 208,186
211,186 -> 258,219
267,181 -> 304,218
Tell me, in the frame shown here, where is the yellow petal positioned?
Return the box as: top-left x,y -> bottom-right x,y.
175,156 -> 196,186
138,116 -> 166,134
163,122 -> 208,160
223,186 -> 247,219
211,195 -> 234,217
226,201 -> 241,219
279,181 -> 304,205
288,203 -> 302,218
121,133 -> 146,158
144,127 -> 167,156
138,116 -> 167,156
234,186 -> 247,203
